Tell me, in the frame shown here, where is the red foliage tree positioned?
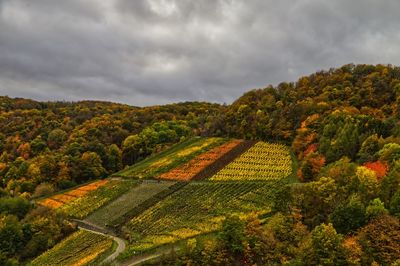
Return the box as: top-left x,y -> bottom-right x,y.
363,161 -> 388,180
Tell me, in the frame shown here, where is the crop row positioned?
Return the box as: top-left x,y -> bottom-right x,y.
120,181 -> 281,256
57,180 -> 137,219
191,140 -> 257,180
86,181 -> 176,228
109,181 -> 187,231
29,229 -> 113,266
116,137 -> 226,179
38,180 -> 109,209
211,141 -> 292,181
158,139 -> 244,181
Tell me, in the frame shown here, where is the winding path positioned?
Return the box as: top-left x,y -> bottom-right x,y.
75,220 -> 126,264
122,246 -> 181,266
74,219 -> 181,265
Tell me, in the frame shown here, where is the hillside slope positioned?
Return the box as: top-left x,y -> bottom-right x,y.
0,64 -> 399,265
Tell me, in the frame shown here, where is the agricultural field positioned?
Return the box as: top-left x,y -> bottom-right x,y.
86,181 -> 176,228
39,179 -> 137,219
29,229 -> 113,266
120,181 -> 284,257
115,137 -> 226,179
38,180 -> 109,209
158,139 -> 244,181
210,141 -> 292,181
33,138 -> 295,263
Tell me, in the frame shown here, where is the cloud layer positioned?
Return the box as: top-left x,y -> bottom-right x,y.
1,0 -> 400,106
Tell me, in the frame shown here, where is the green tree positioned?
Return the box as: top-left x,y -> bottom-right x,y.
47,129 -> 67,149
122,134 -> 141,165
302,223 -> 346,266
354,166 -> 379,201
294,177 -> 338,227
335,121 -> 360,160
105,144 -> 122,173
380,161 -> 400,205
0,197 -> 31,219
0,215 -> 24,255
330,196 -> 366,234
390,189 -> 400,218
357,134 -> 380,163
30,136 -> 47,156
79,152 -> 106,181
377,143 -> 400,163
366,198 -> 388,221
218,216 -> 245,256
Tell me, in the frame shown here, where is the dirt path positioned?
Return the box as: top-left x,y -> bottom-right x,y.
124,253 -> 162,266
76,220 -> 126,264
122,246 -> 181,266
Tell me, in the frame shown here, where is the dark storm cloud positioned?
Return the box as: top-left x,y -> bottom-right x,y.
1,0 -> 400,106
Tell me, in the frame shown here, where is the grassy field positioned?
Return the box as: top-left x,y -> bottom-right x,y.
210,141 -> 292,181
29,229 -> 113,266
86,181 -> 176,228
120,180 -> 286,258
57,179 -> 138,219
114,137 -> 226,179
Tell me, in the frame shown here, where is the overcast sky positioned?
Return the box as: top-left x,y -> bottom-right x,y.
0,0 -> 400,106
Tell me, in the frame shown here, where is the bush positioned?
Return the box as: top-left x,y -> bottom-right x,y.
57,180 -> 77,190
32,183 -> 54,198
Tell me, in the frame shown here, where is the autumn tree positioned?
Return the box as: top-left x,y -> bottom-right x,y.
330,196 -> 366,234
79,152 -> 106,182
357,215 -> 400,265
47,129 -> 67,150
302,223 -> 346,265
390,189 -> 400,218
357,134 -> 380,163
218,216 -> 246,257
365,198 -> 388,221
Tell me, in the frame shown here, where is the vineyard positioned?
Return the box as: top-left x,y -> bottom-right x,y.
39,179 -> 137,219
120,181 -> 283,257
158,139 -> 244,181
29,230 -> 113,266
116,137 -> 226,179
211,141 -> 292,181
86,181 -> 176,228
31,138 -> 295,264
58,180 -> 137,218
38,180 -> 109,209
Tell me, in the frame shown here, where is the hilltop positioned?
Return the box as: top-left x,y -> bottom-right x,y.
0,64 -> 399,265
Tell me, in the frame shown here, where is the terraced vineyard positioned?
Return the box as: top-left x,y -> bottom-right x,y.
86,181 -> 176,228
29,230 -> 113,266
158,139 -> 244,181
40,179 -> 137,219
120,181 -> 283,257
32,138 -> 295,264
115,137 -> 226,179
38,180 -> 109,209
211,141 -> 292,181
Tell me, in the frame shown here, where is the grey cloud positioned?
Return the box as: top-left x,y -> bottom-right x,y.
1,0 -> 400,106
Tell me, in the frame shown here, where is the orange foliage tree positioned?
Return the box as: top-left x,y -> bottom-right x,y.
363,161 -> 388,180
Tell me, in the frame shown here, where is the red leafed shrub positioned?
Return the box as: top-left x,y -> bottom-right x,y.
304,143 -> 318,157
364,161 -> 389,180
